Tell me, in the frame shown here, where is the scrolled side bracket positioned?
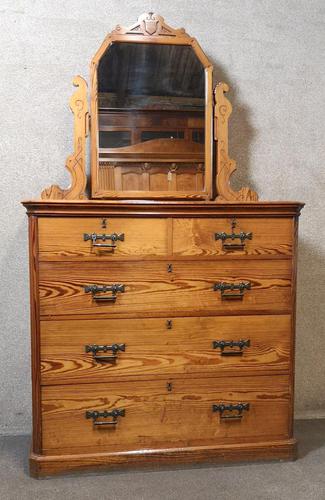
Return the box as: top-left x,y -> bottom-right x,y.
214,82 -> 258,202
41,75 -> 89,200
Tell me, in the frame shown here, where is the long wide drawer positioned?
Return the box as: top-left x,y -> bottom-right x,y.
40,315 -> 292,384
41,375 -> 291,455
38,217 -> 169,260
38,260 -> 292,318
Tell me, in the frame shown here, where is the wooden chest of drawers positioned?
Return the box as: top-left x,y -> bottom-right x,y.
23,200 -> 303,477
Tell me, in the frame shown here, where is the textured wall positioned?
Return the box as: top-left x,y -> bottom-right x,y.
0,0 -> 324,434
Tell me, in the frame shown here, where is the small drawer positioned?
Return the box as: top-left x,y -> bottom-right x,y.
40,315 -> 292,385
173,218 -> 294,257
38,260 -> 292,319
41,375 -> 290,455
38,217 -> 169,260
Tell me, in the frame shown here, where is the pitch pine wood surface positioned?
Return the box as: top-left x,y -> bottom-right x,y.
40,315 -> 292,384
38,260 -> 292,319
24,201 -> 302,476
41,375 -> 290,455
38,216 -> 293,261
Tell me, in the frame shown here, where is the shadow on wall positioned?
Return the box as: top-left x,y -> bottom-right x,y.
0,216 -> 31,435
295,238 -> 325,414
209,58 -> 259,196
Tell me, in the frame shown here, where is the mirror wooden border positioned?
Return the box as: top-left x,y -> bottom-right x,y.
90,13 -> 213,200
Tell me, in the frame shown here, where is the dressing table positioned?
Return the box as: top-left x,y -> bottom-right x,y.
23,13 -> 304,477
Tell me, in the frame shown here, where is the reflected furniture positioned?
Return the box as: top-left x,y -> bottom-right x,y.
23,13 -> 304,477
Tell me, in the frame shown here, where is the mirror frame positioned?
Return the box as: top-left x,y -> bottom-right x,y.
90,13 -> 213,200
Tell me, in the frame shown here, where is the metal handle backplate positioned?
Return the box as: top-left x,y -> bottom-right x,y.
84,284 -> 125,302
213,282 -> 251,300
84,232 -> 125,250
86,408 -> 125,426
213,339 -> 250,356
215,231 -> 253,250
85,343 -> 126,362
215,218 -> 253,251
212,403 -> 250,420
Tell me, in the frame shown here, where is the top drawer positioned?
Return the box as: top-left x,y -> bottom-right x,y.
173,218 -> 294,257
38,217 -> 168,261
38,216 -> 294,261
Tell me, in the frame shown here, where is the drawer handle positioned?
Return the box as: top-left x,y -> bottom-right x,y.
215,231 -> 253,250
85,343 -> 126,362
86,408 -> 125,426
213,339 -> 250,356
213,282 -> 251,300
84,284 -> 125,302
215,218 -> 252,250
212,403 -> 250,420
84,232 -> 125,250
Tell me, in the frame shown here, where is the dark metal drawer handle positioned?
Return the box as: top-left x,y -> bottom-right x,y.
212,403 -> 250,420
215,218 -> 253,251
84,232 -> 125,249
212,339 -> 250,356
215,231 -> 253,250
84,284 -> 125,302
86,408 -> 125,426
85,343 -> 126,362
213,282 -> 251,300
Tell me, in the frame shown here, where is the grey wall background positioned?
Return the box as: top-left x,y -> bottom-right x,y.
0,0 -> 324,435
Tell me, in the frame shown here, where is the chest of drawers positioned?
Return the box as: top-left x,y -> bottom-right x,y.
23,200 -> 303,477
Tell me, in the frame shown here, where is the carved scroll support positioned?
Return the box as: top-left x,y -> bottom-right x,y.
214,82 -> 258,202
41,76 -> 89,200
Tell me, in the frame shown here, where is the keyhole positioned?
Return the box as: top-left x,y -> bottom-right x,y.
167,382 -> 173,392
167,264 -> 173,273
101,218 -> 107,229
166,319 -> 173,329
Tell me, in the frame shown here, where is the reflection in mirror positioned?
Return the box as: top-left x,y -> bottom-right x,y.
97,42 -> 206,194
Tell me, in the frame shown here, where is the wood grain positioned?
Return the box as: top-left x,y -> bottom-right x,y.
41,375 -> 290,455
214,82 -> 258,202
40,315 -> 291,384
173,217 -> 293,257
38,260 -> 292,319
38,217 -> 169,260
41,76 -> 89,200
30,438 -> 297,477
22,200 -> 304,218
28,216 -> 42,453
37,216 -> 294,261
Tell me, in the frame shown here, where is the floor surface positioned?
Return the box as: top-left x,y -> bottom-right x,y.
1,420 -> 325,500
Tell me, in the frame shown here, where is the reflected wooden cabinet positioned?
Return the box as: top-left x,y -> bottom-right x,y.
98,108 -> 205,193
23,12 -> 303,477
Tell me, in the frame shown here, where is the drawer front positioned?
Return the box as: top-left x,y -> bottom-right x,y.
41,375 -> 290,454
38,217 -> 169,260
173,218 -> 293,257
40,315 -> 292,384
39,260 -> 292,318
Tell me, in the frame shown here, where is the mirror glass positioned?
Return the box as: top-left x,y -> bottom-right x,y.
97,42 -> 206,194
